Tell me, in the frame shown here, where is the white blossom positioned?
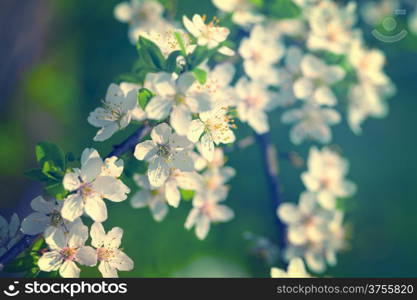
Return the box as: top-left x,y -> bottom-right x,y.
114,0 -> 170,44
90,222 -> 134,278
212,0 -> 263,27
140,27 -> 193,58
144,72 -> 211,135
183,14 -> 230,49
134,123 -> 194,188
235,77 -> 278,134
0,213 -> 21,257
131,170 -> 202,221
276,46 -> 303,107
271,257 -> 311,278
307,1 -> 358,55
293,54 -> 345,106
361,0 -> 399,26
38,221 -> 97,278
185,191 -> 234,240
281,104 -> 341,145
61,148 -> 130,222
278,191 -> 346,273
239,24 -> 284,85
190,62 -> 237,107
301,147 -> 356,210
187,106 -> 236,161
88,83 -> 145,142
21,196 -> 81,246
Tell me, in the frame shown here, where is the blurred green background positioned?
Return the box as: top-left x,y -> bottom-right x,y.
0,0 -> 416,277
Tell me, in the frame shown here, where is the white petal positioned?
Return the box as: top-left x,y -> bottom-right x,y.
293,77 -> 314,99
145,96 -> 173,120
104,227 -> 123,249
90,222 -> 106,248
68,222 -> 88,248
21,212 -> 49,235
170,105 -> 192,136
148,157 -> 170,188
130,190 -> 152,209
165,180 -> 180,208
211,205 -> 234,222
38,251 -> 62,272
30,196 -> 55,214
109,250 -> 134,271
196,215 -> 210,240
76,246 -> 97,267
8,213 -> 20,237
277,203 -> 301,225
84,197 -> 108,222
61,194 -> 84,222
59,260 -> 80,278
200,133 -> 214,161
45,227 -> 67,250
99,261 -> 118,278
134,140 -> 157,161
81,157 -> 103,183
149,198 -> 169,222
151,123 -> 172,145
172,151 -> 194,171
313,86 -> 337,106
93,124 -> 119,142
62,172 -> 81,191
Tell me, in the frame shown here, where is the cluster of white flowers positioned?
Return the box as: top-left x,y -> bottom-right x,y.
277,147 -> 355,274
20,148 -> 134,278
1,0 -> 396,279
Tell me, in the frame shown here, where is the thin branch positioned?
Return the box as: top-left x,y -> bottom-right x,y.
255,132 -> 287,265
0,123 -> 152,269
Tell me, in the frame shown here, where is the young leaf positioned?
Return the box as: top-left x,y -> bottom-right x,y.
180,189 -> 195,201
137,88 -> 154,110
24,168 -> 50,182
3,256 -> 37,273
266,0 -> 301,19
35,142 -> 66,171
192,68 -> 207,84
137,36 -> 166,70
165,50 -> 182,73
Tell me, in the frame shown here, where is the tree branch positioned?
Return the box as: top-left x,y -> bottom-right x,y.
0,123 -> 152,269
255,132 -> 287,265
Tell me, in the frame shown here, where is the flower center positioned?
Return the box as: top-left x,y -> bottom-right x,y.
49,210 -> 63,227
157,144 -> 171,159
60,247 -> 77,261
97,247 -> 115,261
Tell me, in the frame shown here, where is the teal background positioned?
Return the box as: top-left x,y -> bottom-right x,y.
0,0 -> 416,277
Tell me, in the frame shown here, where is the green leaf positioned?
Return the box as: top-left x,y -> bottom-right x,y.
180,189 -> 195,201
174,32 -> 188,57
44,182 -> 68,200
187,46 -> 210,70
136,36 -> 166,70
65,152 -> 75,163
165,50 -> 182,73
192,68 -> 207,84
266,0 -> 301,19
25,267 -> 40,278
137,88 -> 154,110
30,238 -> 46,252
35,142 -> 65,171
116,72 -> 143,84
24,168 -> 50,182
4,255 -> 37,273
